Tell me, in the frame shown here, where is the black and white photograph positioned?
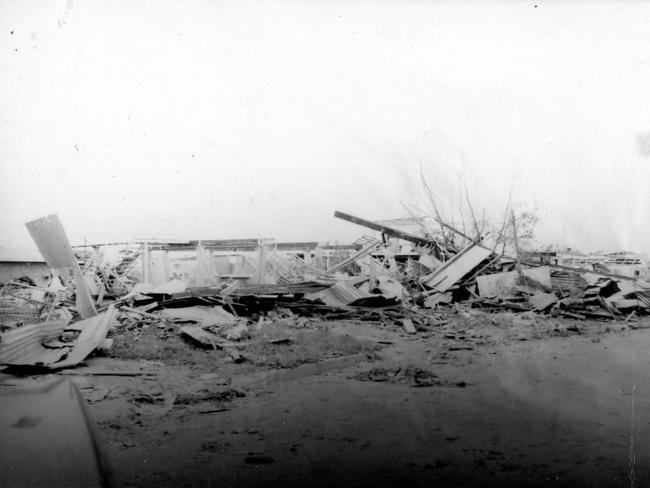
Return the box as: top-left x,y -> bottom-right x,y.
1,1 -> 650,487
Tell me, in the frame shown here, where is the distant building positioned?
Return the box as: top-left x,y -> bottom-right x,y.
556,252 -> 645,274
0,248 -> 50,286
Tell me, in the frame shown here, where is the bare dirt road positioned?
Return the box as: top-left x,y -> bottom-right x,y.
4,315 -> 650,487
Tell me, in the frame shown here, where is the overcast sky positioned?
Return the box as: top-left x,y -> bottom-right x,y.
1,1 -> 649,253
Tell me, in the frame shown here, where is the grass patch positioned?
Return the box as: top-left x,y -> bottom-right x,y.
108,325 -> 227,366
243,326 -> 378,369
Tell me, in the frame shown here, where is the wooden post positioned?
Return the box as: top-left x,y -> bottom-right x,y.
256,239 -> 267,284
511,210 -> 522,274
143,242 -> 150,284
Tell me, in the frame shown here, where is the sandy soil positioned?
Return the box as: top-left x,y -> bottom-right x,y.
3,311 -> 650,487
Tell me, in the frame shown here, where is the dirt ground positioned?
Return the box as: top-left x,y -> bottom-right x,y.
3,310 -> 650,487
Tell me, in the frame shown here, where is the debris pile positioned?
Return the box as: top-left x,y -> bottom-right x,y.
1,210 -> 649,373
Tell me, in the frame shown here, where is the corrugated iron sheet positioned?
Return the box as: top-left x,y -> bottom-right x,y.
0,319 -> 70,366
0,305 -> 116,369
635,290 -> 650,307
53,305 -> 117,369
612,289 -> 650,308
551,270 -> 588,294
24,214 -> 97,319
308,282 -> 371,307
25,215 -> 76,269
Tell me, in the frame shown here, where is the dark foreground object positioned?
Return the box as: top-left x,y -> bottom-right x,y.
0,378 -> 110,488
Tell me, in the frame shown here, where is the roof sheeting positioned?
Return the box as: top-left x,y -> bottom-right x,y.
0,305 -> 116,369
307,281 -> 371,307
25,215 -> 77,269
551,270 -> 589,294
53,305 -> 117,369
0,319 -> 71,366
25,214 -> 97,319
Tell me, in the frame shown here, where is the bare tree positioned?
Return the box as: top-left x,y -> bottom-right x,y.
417,168 -> 539,257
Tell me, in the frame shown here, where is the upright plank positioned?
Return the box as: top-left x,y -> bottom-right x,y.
25,215 -> 97,318
421,242 -> 493,292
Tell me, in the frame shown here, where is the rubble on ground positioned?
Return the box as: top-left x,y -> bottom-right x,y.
1,210 -> 649,373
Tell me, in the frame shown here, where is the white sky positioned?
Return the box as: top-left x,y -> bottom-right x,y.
1,1 -> 649,253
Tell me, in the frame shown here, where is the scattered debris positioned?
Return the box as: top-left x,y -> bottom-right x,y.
161,306 -> 237,327
401,318 -> 417,334
173,388 -> 246,405
244,455 -> 275,465
225,322 -> 248,341
529,292 -> 558,311
1,210 -> 648,378
352,366 -> 462,387
58,368 -> 157,377
180,325 -> 225,349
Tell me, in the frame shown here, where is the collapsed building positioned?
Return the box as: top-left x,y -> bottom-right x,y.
1,210 -> 649,371
1,210 -> 650,486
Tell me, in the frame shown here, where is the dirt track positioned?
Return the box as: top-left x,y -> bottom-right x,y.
4,315 -> 650,487
94,317 -> 650,487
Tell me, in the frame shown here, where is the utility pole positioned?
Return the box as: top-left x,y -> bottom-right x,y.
511,210 -> 522,274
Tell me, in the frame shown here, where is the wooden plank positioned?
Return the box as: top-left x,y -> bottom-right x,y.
180,325 -> 224,349
324,239 -> 382,274
402,318 -> 417,334
58,369 -> 157,377
334,211 -> 439,247
421,242 -> 493,292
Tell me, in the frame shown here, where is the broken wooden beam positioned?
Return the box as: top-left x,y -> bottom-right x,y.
334,211 -> 439,247
324,239 -> 383,274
